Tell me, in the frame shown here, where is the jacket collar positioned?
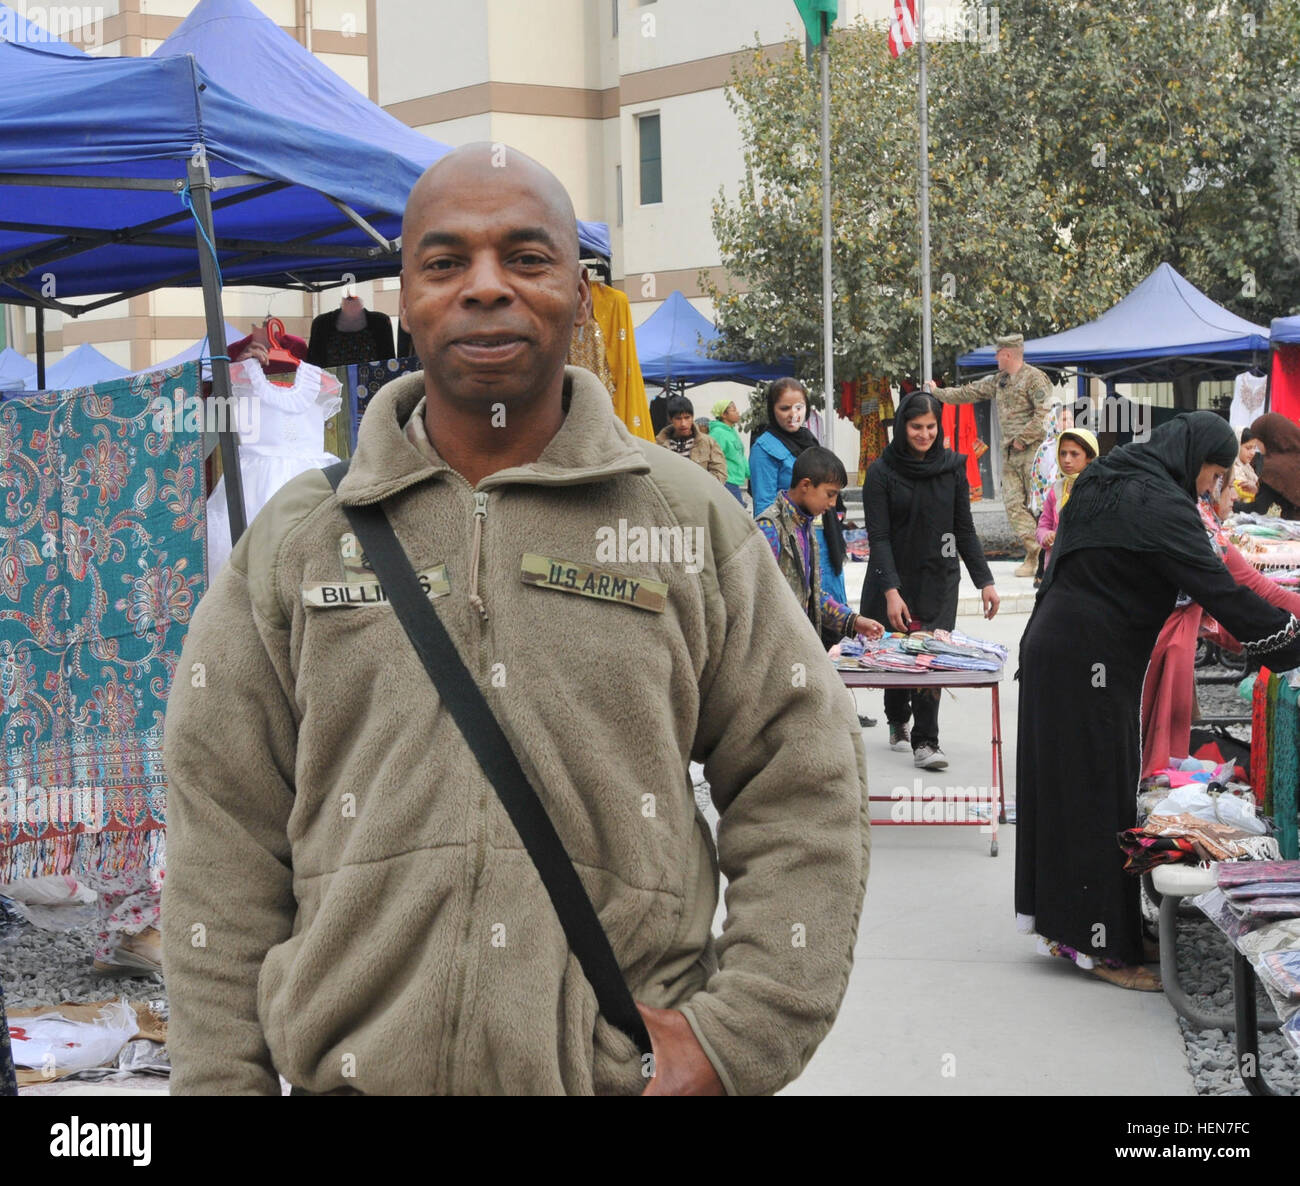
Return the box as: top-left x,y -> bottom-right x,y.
335,365 -> 651,505
779,490 -> 812,529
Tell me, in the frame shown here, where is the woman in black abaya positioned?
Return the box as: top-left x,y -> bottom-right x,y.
1016,413 -> 1300,990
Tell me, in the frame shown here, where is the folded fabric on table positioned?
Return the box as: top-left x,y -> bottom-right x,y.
1193,888 -> 1254,942
1116,828 -> 1199,875
1218,860 -> 1300,888
945,629 -> 1010,663
1257,950 -> 1300,1002
1227,897 -> 1300,922
1143,813 -> 1280,863
1222,881 -> 1300,901
1236,917 -> 1300,956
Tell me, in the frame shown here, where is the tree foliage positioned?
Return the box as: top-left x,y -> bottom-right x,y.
707,0 -> 1300,405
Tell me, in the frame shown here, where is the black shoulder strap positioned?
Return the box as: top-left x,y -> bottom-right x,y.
321,461 -> 651,1057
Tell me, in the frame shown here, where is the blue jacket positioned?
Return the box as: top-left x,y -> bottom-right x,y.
750,431 -> 847,605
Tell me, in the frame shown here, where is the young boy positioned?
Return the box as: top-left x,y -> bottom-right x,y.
1035,427 -> 1099,576
757,446 -> 884,642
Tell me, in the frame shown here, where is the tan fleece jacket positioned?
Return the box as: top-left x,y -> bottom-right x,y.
162,366 -> 870,1096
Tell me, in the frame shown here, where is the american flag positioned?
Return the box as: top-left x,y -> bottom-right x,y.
888,0 -> 917,57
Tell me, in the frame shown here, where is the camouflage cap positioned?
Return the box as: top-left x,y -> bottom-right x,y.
995,333 -> 1025,350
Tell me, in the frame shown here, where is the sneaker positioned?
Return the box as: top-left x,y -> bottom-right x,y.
913,745 -> 949,771
888,722 -> 910,751
92,925 -> 162,977
858,714 -> 877,729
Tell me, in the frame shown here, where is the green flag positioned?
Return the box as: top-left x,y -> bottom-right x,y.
794,0 -> 837,46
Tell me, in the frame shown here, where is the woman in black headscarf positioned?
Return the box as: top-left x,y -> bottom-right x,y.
1016,412 -> 1300,991
860,392 -> 1000,769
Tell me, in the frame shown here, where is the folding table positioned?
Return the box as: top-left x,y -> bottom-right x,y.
839,665 -> 1007,856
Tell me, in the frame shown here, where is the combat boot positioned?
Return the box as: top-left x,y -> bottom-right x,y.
1014,545 -> 1040,579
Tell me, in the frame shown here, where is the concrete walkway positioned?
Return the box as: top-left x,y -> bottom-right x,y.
780,561 -> 1194,1095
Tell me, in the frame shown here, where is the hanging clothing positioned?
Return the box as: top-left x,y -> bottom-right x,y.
1141,535 -> 1300,780
589,282 -> 654,442
306,309 -> 395,370
1017,416 -> 1300,968
1270,345 -> 1300,422
567,316 -> 617,399
0,364 -> 206,896
206,359 -> 343,577
941,402 -> 984,502
1230,371 -> 1268,429
840,377 -> 894,486
348,355 -> 421,443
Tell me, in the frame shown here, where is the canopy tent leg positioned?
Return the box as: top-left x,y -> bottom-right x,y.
34,304 -> 45,390
186,157 -> 247,549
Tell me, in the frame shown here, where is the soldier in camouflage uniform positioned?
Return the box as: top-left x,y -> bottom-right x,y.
928,333 -> 1053,578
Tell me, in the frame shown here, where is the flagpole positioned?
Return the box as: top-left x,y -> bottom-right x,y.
917,0 -> 933,383
819,10 -> 835,422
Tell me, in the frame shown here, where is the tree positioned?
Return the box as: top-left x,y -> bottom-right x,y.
707,0 -> 1300,412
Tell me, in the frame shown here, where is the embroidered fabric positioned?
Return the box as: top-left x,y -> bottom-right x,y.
1242,613 -> 1300,657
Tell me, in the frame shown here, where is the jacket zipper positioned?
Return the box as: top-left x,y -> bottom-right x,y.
444,482 -> 492,1093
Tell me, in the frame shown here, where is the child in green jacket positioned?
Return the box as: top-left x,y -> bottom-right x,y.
709,399 -> 750,506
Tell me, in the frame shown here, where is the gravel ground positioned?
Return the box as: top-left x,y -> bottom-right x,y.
1,913 -> 163,1011
1172,914 -> 1299,1096
1,909 -> 169,1094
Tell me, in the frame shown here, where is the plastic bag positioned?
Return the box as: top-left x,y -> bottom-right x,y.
0,875 -> 96,930
1150,785 -> 1268,835
7,998 -> 136,1074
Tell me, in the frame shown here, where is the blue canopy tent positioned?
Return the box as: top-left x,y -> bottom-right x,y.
0,1 -> 613,540
0,37 -> 439,534
1272,316 -> 1300,346
151,0 -> 611,261
0,344 -> 34,391
637,291 -> 790,389
957,264 -> 1270,385
24,342 -> 127,391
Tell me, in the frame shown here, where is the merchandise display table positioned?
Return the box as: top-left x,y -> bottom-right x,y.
838,666 -> 1007,856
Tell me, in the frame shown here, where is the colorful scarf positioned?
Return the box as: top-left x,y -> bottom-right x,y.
1251,667 -> 1272,805
0,364 -> 206,882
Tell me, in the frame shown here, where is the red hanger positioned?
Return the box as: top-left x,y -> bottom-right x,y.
264,317 -> 300,370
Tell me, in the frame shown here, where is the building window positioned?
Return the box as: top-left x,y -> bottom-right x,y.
638,114 -> 662,206
616,164 -> 624,226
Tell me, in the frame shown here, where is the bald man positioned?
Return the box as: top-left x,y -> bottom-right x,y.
162,145 -> 870,1096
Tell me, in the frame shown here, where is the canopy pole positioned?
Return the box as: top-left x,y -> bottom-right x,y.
34,305 -> 45,390
819,11 -> 835,420
917,0 -> 933,383
187,156 -> 247,547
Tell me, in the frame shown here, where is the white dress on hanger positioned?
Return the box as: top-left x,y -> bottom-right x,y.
205,358 -> 343,577
1230,371 -> 1267,429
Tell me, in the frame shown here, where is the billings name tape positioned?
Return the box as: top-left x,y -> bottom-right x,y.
303,564 -> 450,608
521,553 -> 667,613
